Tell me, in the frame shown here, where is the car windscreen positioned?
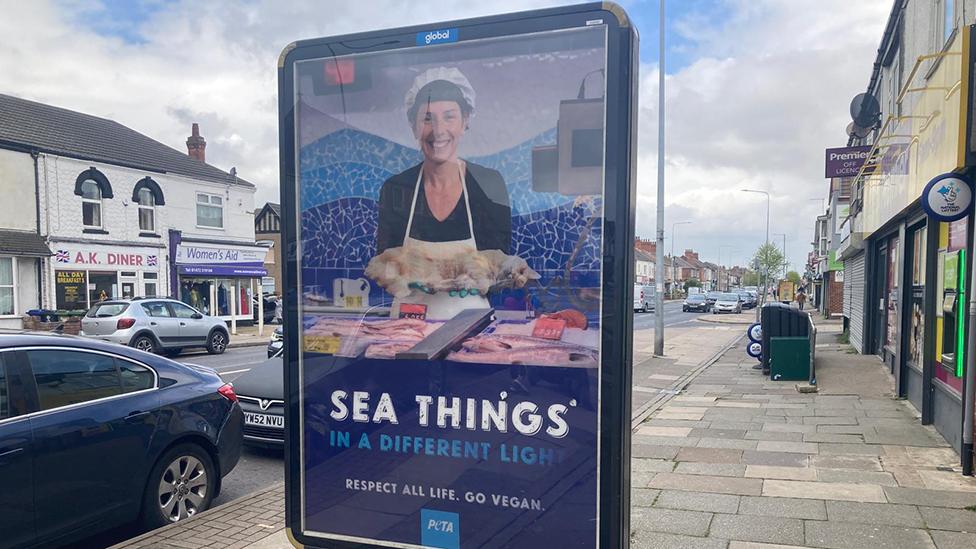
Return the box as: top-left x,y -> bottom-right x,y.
85,302 -> 129,318
721,294 -> 740,300
687,295 -> 705,301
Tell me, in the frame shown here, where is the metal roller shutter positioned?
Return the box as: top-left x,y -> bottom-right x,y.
847,253 -> 866,353
844,265 -> 852,317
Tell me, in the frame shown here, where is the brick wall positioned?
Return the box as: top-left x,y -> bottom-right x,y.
826,271 -> 844,318
635,237 -> 656,256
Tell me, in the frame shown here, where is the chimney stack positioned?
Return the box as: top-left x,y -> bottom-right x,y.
186,123 -> 206,162
634,236 -> 656,256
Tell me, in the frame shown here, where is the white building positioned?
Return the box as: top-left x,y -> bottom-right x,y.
634,248 -> 655,285
0,93 -> 266,325
0,146 -> 51,328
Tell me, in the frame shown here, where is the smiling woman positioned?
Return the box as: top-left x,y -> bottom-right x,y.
374,67 -> 513,319
376,67 -> 511,255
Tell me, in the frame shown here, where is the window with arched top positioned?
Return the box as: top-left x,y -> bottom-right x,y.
81,179 -> 102,228
137,187 -> 155,232
131,177 -> 165,234
73,168 -> 113,230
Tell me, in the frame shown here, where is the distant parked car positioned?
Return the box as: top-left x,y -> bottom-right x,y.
231,350 -> 285,448
634,283 -> 656,313
705,291 -> 722,307
713,293 -> 743,314
81,298 -> 230,357
682,294 -> 710,312
0,332 -> 243,547
740,291 -> 758,309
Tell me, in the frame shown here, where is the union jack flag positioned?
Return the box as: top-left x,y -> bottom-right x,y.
147,255 -> 157,267
55,250 -> 70,263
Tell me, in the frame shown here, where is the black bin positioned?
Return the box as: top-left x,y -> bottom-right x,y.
760,303 -> 809,375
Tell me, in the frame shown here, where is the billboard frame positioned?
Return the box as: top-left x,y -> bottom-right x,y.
277,3 -> 637,547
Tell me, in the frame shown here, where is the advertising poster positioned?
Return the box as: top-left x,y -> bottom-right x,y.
55,270 -> 87,310
280,7 -> 636,549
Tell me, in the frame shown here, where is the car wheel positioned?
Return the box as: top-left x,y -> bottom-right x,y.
206,330 -> 228,355
132,335 -> 157,354
141,444 -> 216,529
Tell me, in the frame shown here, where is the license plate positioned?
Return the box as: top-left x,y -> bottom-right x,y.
244,412 -> 284,428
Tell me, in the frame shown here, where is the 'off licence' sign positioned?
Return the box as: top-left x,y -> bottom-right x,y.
825,146 -> 871,178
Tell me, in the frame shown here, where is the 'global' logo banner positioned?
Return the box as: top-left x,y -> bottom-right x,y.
417,28 -> 458,46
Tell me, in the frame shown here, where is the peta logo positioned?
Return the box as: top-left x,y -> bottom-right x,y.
420,509 -> 459,549
427,519 -> 454,533
417,28 -> 458,46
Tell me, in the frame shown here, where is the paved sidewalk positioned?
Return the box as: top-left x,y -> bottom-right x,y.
632,323 -> 743,424
697,312 -> 756,325
111,484 -> 285,549
632,317 -> 976,548
227,323 -> 278,349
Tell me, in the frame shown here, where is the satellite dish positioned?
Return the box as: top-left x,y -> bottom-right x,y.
846,121 -> 873,139
850,93 -> 881,128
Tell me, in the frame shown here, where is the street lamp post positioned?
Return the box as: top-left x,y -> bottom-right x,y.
742,189 -> 770,321
719,244 -> 734,291
671,221 -> 692,299
653,0 -> 667,357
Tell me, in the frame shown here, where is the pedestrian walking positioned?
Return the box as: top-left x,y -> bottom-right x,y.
795,288 -> 807,310
273,295 -> 283,324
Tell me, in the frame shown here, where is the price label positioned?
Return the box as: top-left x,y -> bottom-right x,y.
532,317 -> 566,340
399,303 -> 427,320
304,335 -> 341,354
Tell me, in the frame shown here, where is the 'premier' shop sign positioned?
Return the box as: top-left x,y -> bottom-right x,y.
825,146 -> 871,178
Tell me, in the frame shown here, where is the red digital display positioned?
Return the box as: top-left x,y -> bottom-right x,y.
324,59 -> 356,86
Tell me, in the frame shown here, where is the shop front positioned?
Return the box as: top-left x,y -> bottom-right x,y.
50,242 -> 164,312
172,238 -> 268,322
851,25 -> 973,457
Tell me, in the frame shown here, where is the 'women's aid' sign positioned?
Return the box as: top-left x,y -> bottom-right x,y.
279,5 -> 637,548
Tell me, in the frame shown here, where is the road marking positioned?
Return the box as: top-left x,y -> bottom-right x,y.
220,368 -> 252,375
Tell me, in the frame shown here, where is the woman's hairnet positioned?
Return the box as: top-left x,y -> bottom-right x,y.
404,67 -> 475,125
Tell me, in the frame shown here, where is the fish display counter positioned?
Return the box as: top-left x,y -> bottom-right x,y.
302,310 -> 598,366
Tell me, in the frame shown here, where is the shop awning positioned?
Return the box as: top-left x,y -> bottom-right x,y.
0,229 -> 52,257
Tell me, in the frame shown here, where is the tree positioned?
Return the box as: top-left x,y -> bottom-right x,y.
786,271 -> 801,285
741,270 -> 759,287
751,243 -> 788,288
684,278 -> 702,291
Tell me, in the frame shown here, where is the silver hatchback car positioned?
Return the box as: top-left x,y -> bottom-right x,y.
80,298 -> 230,356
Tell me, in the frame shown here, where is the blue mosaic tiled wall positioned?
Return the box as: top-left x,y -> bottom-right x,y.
300,128 -> 570,216
299,127 -> 602,306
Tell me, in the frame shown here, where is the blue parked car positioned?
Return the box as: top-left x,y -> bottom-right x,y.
0,331 -> 243,548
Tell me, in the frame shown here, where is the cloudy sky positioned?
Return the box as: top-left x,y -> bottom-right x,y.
0,0 -> 890,271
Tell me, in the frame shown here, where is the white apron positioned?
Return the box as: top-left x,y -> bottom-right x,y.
391,162 -> 491,320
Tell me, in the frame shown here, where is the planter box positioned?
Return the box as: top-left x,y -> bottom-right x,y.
62,318 -> 82,335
